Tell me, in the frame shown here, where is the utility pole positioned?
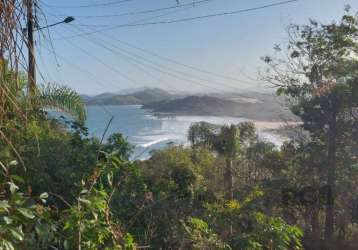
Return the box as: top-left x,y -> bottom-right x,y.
26,0 -> 36,99
25,0 -> 73,101
25,0 -> 74,102
0,37 -> 4,121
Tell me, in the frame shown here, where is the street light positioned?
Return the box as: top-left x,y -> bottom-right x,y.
35,16 -> 75,31
27,14 -> 75,100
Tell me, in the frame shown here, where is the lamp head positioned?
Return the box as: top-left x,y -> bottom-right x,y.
63,16 -> 75,24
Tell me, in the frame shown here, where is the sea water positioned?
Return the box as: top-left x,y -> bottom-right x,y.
85,105 -> 285,160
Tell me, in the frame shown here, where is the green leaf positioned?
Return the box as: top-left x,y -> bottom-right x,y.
276,87 -> 285,96
9,227 -> 24,241
79,198 -> 90,204
3,216 -> 13,225
7,182 -> 18,194
39,84 -> 87,123
1,240 -> 15,250
10,175 -> 24,183
64,240 -> 70,250
40,192 -> 48,199
107,173 -> 113,187
124,233 -> 135,249
0,200 -> 10,211
17,208 -> 35,219
351,163 -> 358,171
80,189 -> 88,195
8,160 -> 18,166
92,212 -> 98,220
63,221 -> 71,230
35,223 -> 50,239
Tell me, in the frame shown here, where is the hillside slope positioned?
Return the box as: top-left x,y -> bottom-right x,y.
85,88 -> 173,105
143,95 -> 296,121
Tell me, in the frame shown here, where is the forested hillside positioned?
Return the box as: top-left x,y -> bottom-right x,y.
142,95 -> 297,121
85,88 -> 174,105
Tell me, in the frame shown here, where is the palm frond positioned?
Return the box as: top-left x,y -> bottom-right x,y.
39,84 -> 87,123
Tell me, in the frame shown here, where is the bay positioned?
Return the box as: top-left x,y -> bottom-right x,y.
85,105 -> 285,160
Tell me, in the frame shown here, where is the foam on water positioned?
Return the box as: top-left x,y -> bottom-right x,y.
85,105 -> 286,160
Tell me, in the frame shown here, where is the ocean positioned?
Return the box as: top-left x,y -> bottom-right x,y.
85,105 -> 285,160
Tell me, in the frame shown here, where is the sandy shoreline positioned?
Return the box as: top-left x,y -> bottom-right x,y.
253,121 -> 301,130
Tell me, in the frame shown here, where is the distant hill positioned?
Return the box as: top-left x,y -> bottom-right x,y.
117,87 -> 151,95
84,88 -> 297,121
85,88 -> 174,105
79,94 -> 92,103
130,88 -> 173,103
143,95 -> 297,121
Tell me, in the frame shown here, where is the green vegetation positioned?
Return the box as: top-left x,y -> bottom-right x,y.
85,88 -> 173,105
143,94 -> 296,121
0,7 -> 357,250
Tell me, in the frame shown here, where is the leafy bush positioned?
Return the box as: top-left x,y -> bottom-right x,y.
182,217 -> 231,250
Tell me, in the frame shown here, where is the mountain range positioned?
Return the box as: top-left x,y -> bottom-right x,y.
83,88 -> 297,121
83,88 -> 175,105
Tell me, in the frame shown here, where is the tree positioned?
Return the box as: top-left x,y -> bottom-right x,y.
0,61 -> 86,124
188,122 -> 257,200
189,123 -> 236,200
38,84 -> 87,123
263,8 -> 358,246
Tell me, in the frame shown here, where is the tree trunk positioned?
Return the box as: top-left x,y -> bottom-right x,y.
26,0 -> 36,100
311,207 -> 321,244
324,111 -> 337,248
224,158 -> 234,237
224,158 -> 233,200
0,57 -> 4,123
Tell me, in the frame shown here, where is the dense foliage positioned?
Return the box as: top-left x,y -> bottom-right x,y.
261,7 -> 358,250
0,8 -> 357,250
0,58 -> 304,249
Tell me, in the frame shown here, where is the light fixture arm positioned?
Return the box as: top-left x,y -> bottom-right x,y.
35,16 -> 75,31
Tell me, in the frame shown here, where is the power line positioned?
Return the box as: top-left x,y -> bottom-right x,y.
64,24 -> 247,92
42,1 -> 274,92
47,0 -> 214,29
42,4 -> 215,92
40,0 -> 135,9
76,0 -> 215,28
47,0 -> 260,88
62,29 -> 184,92
63,26 -> 226,92
45,2 -> 235,92
37,7 -> 62,67
49,3 -> 260,93
61,27 -> 206,93
61,34 -> 142,87
74,0 -> 214,19
99,34 -> 261,84
61,0 -> 298,37
76,0 -> 214,28
55,32 -> 188,95
67,21 -> 262,89
41,42 -> 121,91
64,26 -> 223,92
38,48 -> 55,83
41,43 -> 116,126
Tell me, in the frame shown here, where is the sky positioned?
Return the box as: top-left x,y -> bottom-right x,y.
36,0 -> 358,95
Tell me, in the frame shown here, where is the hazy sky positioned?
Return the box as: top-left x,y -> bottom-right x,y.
37,0 -> 358,95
